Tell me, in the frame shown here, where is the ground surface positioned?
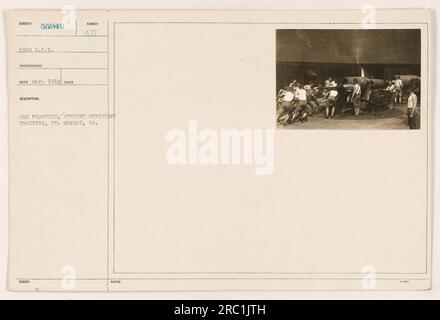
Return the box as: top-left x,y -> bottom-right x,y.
279,103 -> 410,130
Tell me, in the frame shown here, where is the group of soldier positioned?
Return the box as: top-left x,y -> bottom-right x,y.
276,77 -> 359,126
276,75 -> 418,129
385,76 -> 404,108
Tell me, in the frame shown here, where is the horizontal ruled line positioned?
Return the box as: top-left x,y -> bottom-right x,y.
17,51 -> 108,54
17,83 -> 108,86
17,67 -> 108,70
15,277 -> 431,281
16,34 -> 108,37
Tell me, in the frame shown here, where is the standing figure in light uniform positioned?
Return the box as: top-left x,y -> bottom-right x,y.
395,76 -> 403,104
325,88 -> 338,118
291,84 -> 311,123
386,80 -> 396,110
407,88 -> 418,129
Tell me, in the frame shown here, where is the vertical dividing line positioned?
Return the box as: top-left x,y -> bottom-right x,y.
106,18 -> 110,292
113,22 -> 116,275
425,24 -> 429,275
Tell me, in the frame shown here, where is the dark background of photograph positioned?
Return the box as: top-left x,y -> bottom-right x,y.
276,29 -> 421,90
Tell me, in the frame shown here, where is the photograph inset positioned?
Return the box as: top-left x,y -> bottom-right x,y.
276,29 -> 421,129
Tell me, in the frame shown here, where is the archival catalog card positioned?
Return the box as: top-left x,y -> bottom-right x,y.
7,9 -> 432,291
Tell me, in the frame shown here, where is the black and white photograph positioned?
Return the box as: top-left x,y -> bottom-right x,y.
1,6 -> 436,299
276,29 -> 421,129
